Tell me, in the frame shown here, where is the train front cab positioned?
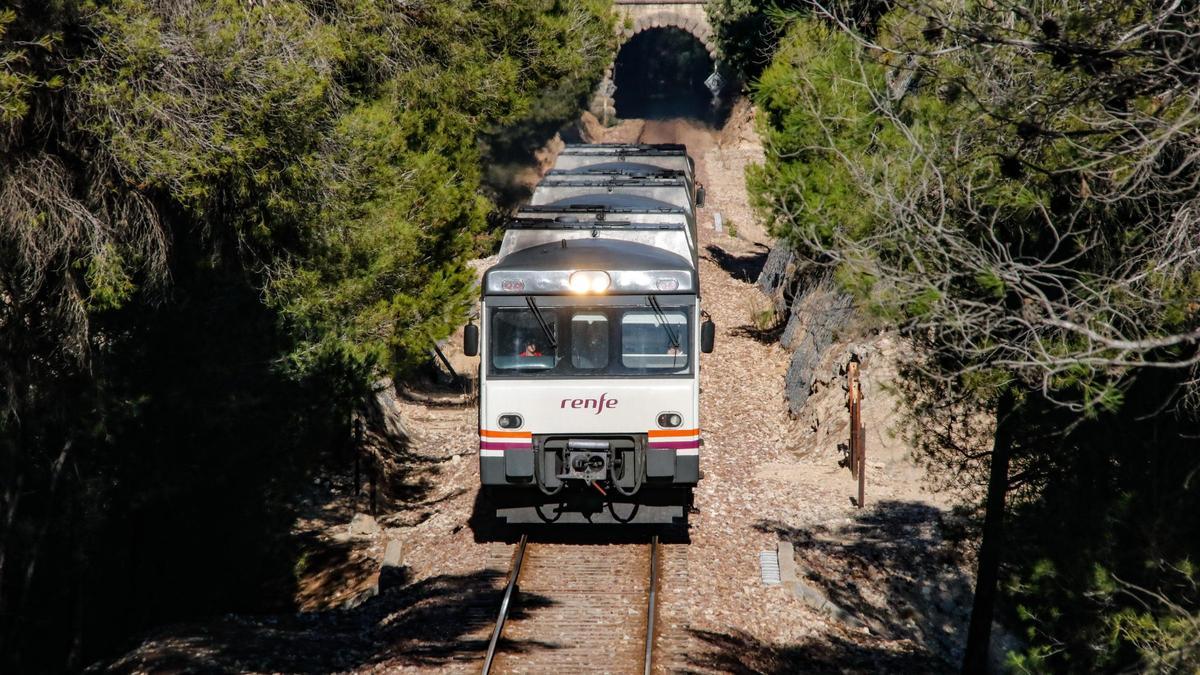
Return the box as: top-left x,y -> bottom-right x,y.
467,239 -> 714,525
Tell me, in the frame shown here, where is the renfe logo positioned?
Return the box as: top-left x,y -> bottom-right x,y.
560,393 -> 618,414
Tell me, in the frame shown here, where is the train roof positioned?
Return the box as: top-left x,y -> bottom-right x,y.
507,218 -> 681,230
505,206 -> 696,265
532,182 -> 694,213
496,229 -> 694,265
493,143 -> 701,293
491,238 -> 691,273
536,175 -> 687,187
516,205 -> 686,219
536,194 -> 683,211
546,166 -> 692,188
533,177 -> 691,205
553,162 -> 683,176
551,152 -> 694,178
557,143 -> 687,156
483,239 -> 696,295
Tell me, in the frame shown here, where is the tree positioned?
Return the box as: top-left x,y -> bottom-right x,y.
746,1 -> 1200,670
0,1 -> 613,670
705,0 -> 892,82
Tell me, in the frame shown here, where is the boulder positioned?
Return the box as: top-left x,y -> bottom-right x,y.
348,513 -> 380,537
755,245 -> 795,309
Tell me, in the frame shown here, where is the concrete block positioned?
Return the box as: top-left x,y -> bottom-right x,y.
777,541 -> 798,588
382,538 -> 404,568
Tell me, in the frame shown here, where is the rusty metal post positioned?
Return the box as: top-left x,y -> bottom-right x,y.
848,361 -> 866,508
848,362 -> 860,478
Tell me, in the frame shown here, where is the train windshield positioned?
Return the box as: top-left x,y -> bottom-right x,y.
489,303 -> 691,377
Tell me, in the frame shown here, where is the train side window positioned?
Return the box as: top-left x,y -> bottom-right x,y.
571,313 -> 609,370
491,308 -> 557,371
621,311 -> 689,371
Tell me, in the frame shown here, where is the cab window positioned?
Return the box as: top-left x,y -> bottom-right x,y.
621,311 -> 689,371
491,308 -> 556,370
571,313 -> 609,370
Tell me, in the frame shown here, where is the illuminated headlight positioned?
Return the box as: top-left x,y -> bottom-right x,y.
569,270 -> 611,294
498,414 -> 524,429
657,412 -> 683,428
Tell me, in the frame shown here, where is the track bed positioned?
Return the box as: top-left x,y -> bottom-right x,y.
485,541 -> 658,674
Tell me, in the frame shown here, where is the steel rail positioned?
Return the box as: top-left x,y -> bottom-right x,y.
643,535 -> 659,675
482,535 -> 528,675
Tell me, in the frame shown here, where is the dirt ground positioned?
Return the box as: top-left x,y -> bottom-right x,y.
102,107 -> 977,674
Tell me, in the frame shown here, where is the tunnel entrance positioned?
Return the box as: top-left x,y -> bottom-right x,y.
613,27 -> 725,125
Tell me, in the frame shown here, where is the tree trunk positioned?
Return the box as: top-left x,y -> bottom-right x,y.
962,387 -> 1015,674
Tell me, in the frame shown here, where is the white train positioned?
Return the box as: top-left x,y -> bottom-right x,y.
465,144 -> 713,525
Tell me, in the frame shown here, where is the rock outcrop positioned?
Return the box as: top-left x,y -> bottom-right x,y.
757,252 -> 856,417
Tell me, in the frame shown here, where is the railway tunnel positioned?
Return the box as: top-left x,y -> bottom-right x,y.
592,1 -> 733,127
612,26 -> 723,124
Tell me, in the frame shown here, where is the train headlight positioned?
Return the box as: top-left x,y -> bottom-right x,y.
657,412 -> 683,428
498,414 -> 524,429
569,270 -> 610,294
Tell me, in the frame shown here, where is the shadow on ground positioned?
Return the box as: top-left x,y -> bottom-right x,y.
689,500 -> 971,673
466,486 -> 694,545
704,243 -> 769,283
729,317 -> 787,345
98,564 -> 556,673
686,627 -> 947,674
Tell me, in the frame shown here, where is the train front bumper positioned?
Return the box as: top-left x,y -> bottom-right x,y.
479,437 -> 699,487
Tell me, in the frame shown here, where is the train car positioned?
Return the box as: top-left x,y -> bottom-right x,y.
514,202 -> 689,228
498,218 -> 694,268
551,143 -> 695,176
511,202 -> 697,265
464,144 -> 713,525
516,195 -> 696,239
531,174 -> 696,213
545,164 -> 695,194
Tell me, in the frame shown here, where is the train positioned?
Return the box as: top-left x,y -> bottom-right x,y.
464,144 -> 712,525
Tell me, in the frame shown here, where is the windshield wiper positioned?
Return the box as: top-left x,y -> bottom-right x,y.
525,296 -> 557,351
647,295 -> 680,350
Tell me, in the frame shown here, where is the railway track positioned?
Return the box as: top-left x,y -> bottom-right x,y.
482,536 -> 661,674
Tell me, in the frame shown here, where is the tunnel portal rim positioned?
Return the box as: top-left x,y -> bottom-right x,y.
616,11 -> 718,62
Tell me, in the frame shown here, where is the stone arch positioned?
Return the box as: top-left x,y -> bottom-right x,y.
617,12 -> 717,61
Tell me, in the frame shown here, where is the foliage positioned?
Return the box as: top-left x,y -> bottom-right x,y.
0,8 -> 59,124
748,19 -> 910,253
706,0 -> 892,82
753,4 -> 1200,407
0,0 -> 612,671
749,1 -> 1200,671
706,0 -> 797,81
1103,563 -> 1200,674
70,0 -> 612,378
